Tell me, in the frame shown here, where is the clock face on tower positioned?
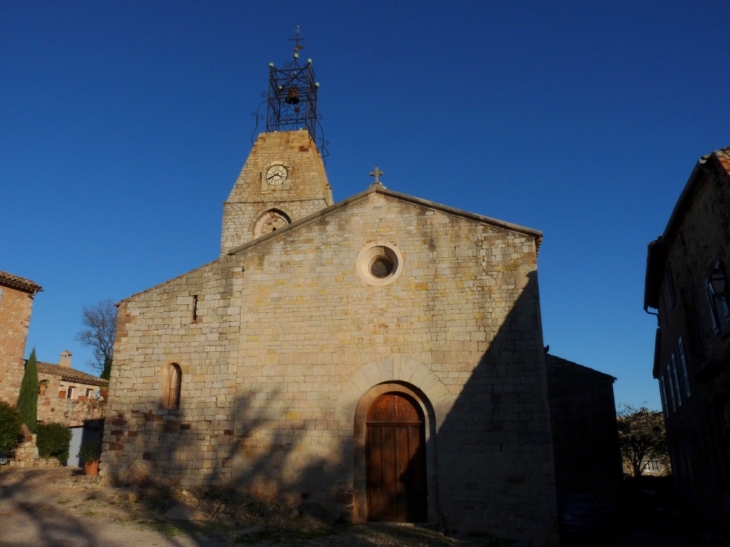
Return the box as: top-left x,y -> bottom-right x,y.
265,165 -> 288,186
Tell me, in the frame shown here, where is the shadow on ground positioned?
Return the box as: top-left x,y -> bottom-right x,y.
0,467 -> 515,547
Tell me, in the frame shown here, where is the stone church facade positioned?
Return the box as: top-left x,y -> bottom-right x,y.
101,49 -> 560,544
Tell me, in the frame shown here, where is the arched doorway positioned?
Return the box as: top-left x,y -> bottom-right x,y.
366,392 -> 427,522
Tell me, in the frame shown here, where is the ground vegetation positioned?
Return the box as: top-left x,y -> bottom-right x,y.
617,405 -> 669,477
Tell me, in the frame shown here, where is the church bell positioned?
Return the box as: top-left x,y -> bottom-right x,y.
285,87 -> 300,105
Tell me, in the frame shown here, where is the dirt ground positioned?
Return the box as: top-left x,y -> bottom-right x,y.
1,467 -> 713,547
0,467 -> 517,547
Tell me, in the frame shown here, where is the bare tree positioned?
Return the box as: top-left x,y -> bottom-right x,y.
617,404 -> 669,477
76,299 -> 117,374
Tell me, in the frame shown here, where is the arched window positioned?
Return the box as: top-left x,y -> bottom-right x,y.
162,363 -> 182,410
253,209 -> 291,238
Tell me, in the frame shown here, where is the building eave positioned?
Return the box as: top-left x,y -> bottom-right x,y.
643,147 -> 730,311
36,361 -> 109,387
0,271 -> 43,295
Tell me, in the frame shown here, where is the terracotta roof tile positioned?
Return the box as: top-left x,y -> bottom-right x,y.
716,146 -> 730,174
36,361 -> 109,387
0,271 -> 42,294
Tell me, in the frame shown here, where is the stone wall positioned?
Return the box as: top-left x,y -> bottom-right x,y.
37,392 -> 106,427
101,257 -> 244,487
0,284 -> 36,406
103,188 -> 557,543
7,428 -> 61,469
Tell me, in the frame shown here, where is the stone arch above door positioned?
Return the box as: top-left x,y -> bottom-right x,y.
336,355 -> 450,430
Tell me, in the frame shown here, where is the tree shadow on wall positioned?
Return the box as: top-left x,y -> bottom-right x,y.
99,271 -> 613,544
102,386 -> 355,544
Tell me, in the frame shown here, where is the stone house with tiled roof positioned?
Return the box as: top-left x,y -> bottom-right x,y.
0,270 -> 42,407
35,351 -> 108,427
644,145 -> 730,537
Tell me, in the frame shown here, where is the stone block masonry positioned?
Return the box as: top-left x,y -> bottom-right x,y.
0,272 -> 42,407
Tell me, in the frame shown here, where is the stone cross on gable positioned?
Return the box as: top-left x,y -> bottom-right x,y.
370,166 -> 384,186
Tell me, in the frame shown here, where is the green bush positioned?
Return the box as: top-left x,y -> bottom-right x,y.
0,401 -> 23,456
78,435 -> 103,464
37,423 -> 71,464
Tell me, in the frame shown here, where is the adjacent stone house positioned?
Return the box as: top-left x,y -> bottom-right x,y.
0,270 -> 42,407
644,145 -> 730,537
36,351 -> 107,427
545,354 -> 622,510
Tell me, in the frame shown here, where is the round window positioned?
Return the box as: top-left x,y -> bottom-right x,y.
357,243 -> 403,286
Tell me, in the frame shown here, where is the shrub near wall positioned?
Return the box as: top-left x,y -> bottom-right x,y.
36,423 -> 71,465
0,402 -> 23,457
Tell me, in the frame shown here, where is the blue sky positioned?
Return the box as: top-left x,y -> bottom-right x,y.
3,1 -> 729,411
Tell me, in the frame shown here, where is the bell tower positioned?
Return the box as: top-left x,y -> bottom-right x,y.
221,28 -> 333,255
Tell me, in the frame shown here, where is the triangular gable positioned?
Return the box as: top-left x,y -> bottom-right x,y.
227,185 -> 543,256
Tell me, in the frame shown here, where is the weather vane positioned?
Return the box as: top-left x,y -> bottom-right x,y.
290,25 -> 305,59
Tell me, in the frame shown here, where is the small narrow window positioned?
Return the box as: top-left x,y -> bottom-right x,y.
666,370 -> 676,413
706,281 -> 721,333
706,263 -> 730,333
666,263 -> 676,309
67,386 -> 76,399
163,363 -> 182,410
192,295 -> 199,323
658,376 -> 668,417
671,355 -> 682,407
682,287 -> 704,357
678,337 -> 691,398
86,388 -> 93,398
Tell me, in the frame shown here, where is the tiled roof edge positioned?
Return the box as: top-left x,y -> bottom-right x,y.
0,271 -> 43,294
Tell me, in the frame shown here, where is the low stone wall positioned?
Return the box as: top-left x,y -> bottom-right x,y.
7,431 -> 61,469
38,396 -> 106,427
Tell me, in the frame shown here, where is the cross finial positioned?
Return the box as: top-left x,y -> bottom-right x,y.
370,166 -> 384,186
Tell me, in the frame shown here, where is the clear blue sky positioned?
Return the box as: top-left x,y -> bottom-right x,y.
3,1 -> 729,411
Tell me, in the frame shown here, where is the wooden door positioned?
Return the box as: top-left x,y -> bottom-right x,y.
366,392 -> 427,522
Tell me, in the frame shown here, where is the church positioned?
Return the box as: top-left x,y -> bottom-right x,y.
101,40 -> 618,544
